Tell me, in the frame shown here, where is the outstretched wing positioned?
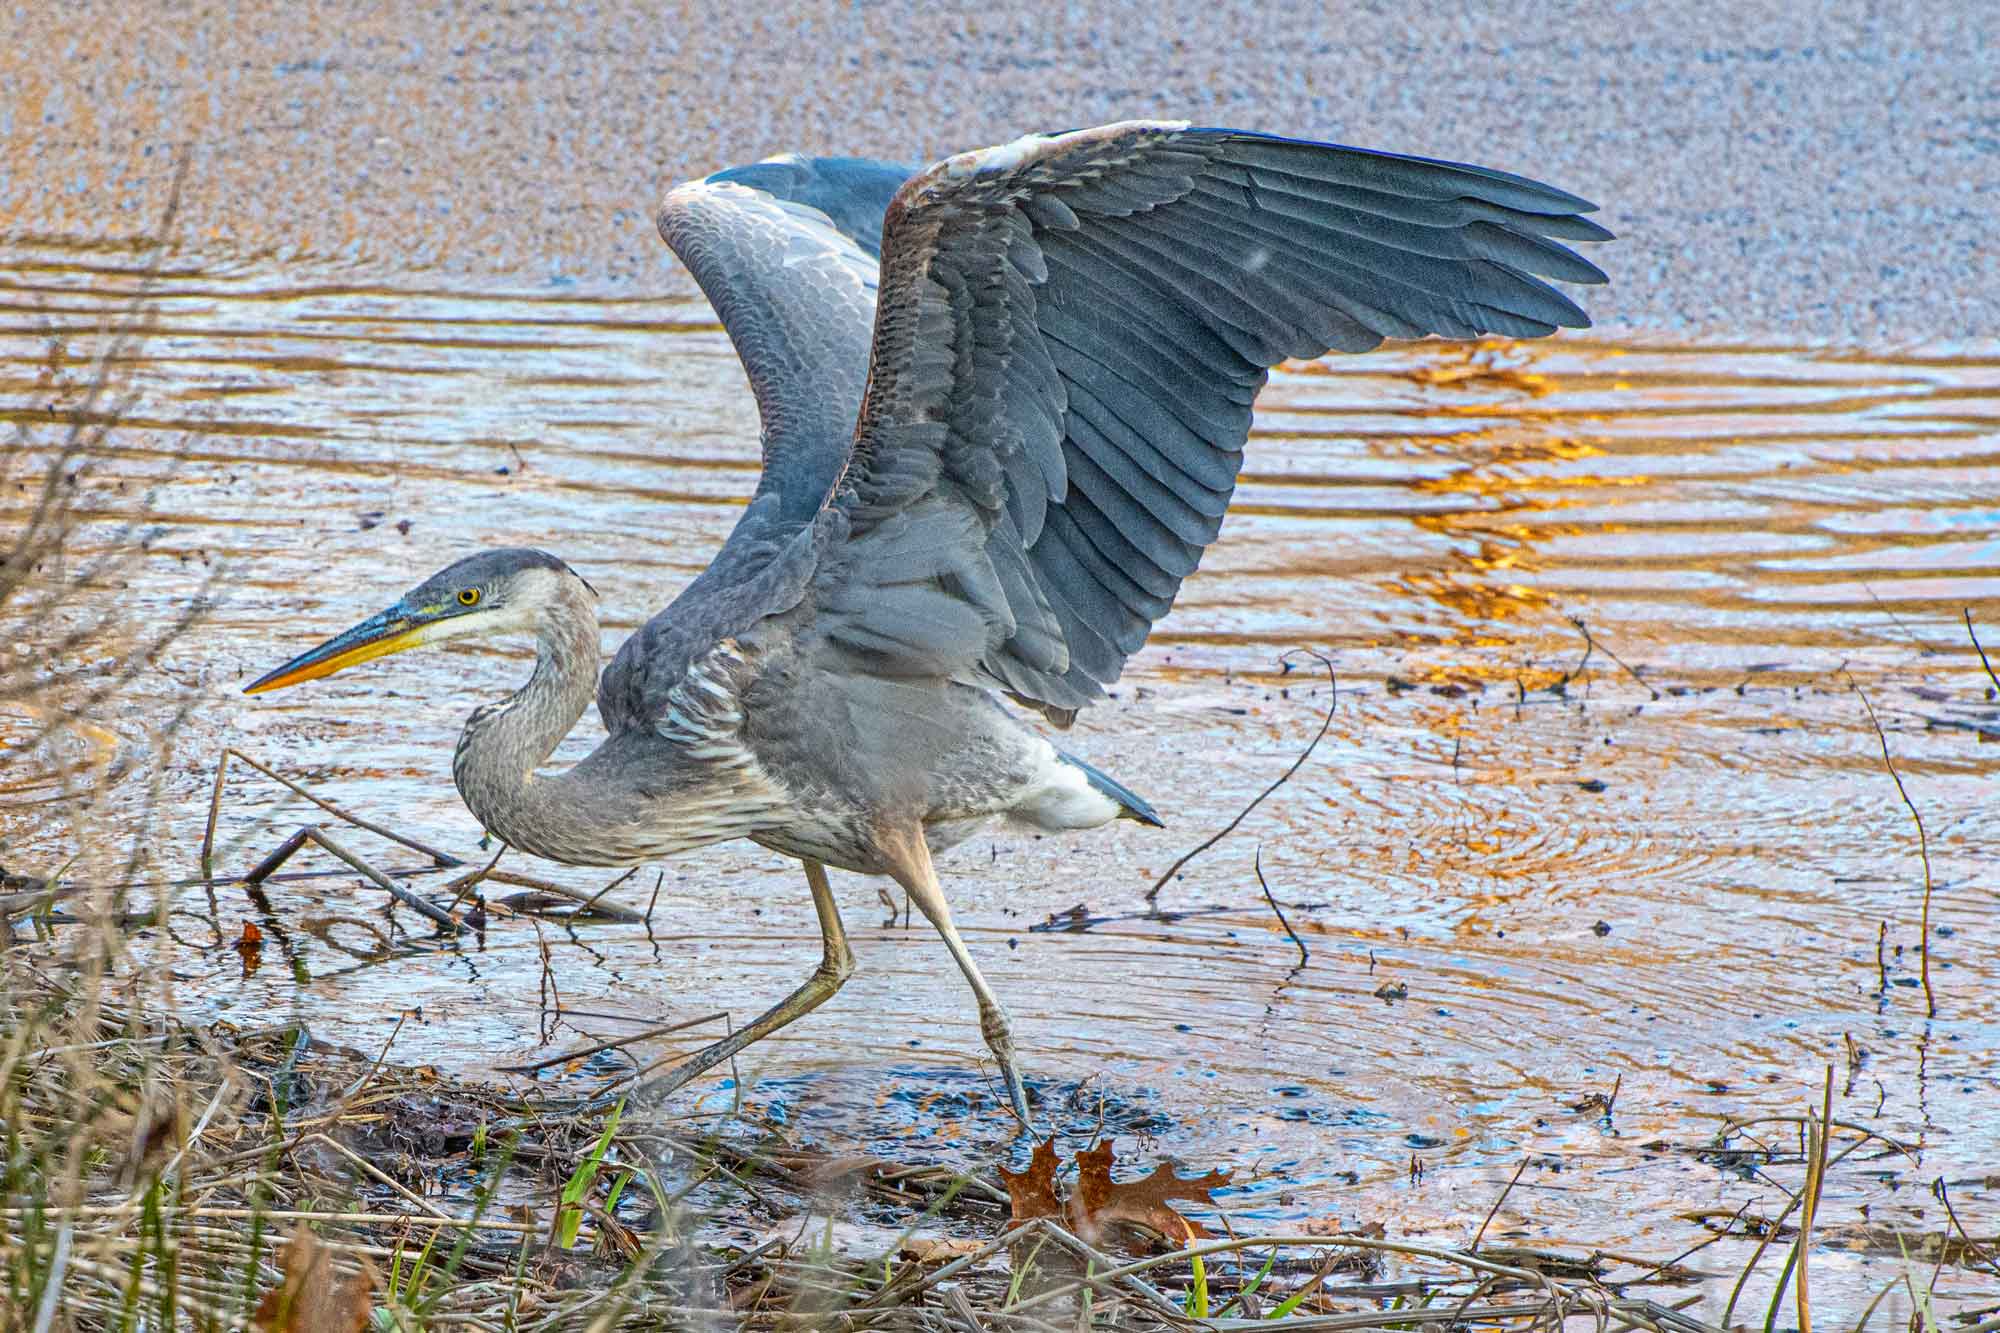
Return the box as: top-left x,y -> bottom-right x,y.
656,154 -> 913,523
813,121 -> 1611,722
599,156 -> 912,734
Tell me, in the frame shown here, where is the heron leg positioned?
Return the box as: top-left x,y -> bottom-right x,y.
879,827 -> 1036,1132
632,858 -> 854,1105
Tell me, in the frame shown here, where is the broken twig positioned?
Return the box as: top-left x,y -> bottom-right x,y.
442,848 -> 507,917
247,825 -> 461,935
1567,616 -> 1658,699
1470,1156 -> 1531,1253
203,747 -> 461,874
1146,650 -> 1336,905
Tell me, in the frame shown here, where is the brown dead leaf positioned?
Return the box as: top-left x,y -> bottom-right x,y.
998,1138 -> 1063,1226
999,1139 -> 1231,1248
253,1227 -> 377,1333
235,919 -> 264,977
1072,1140 -> 1231,1245
899,1236 -> 988,1264
588,1204 -> 643,1262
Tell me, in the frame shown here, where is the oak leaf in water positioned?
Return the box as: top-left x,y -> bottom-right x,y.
253,1227 -> 377,1333
235,919 -> 264,977
999,1139 -> 1065,1224
999,1139 -> 1231,1248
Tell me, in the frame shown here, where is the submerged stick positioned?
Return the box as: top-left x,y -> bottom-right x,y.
1568,615 -> 1659,700
1968,610 -> 2000,694
1253,845 -> 1308,967
1146,650 -> 1337,905
203,747 -> 462,872
484,869 -> 646,923
247,824 -> 461,935
1847,677 -> 1937,1018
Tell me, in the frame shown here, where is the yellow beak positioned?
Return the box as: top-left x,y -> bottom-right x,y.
244,604 -> 445,694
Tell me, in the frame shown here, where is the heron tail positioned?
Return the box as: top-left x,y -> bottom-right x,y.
1055,750 -> 1164,828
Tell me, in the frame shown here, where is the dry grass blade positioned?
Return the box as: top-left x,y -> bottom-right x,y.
1792,1067 -> 1835,1333
1845,675 -> 1937,1018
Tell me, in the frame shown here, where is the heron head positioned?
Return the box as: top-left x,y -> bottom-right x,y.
244,547 -> 596,695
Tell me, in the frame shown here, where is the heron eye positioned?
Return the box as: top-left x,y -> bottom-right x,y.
457,588 -> 481,606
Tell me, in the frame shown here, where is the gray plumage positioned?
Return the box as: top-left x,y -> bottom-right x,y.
248,121 -> 1611,1126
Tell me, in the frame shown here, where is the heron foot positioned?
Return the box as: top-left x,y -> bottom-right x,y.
977,1001 -> 1036,1133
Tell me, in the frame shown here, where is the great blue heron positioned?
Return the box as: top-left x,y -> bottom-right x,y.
247,120 -> 1609,1125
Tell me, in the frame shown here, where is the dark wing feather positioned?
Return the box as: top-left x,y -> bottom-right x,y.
815,121 -> 1609,721
598,156 -> 909,733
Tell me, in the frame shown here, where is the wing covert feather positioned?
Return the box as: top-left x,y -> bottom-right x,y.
810,122 -> 1610,722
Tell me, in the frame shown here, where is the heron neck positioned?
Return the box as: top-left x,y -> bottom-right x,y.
451,582 -> 608,861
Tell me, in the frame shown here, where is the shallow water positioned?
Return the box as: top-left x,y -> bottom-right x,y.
3,237 -> 1997,1322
